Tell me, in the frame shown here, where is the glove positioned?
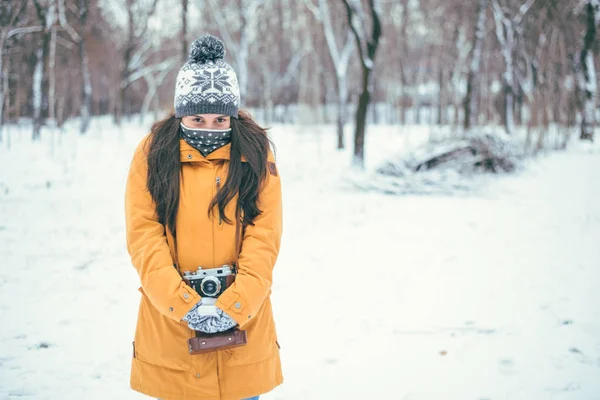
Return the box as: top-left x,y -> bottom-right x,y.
182,298 -> 237,334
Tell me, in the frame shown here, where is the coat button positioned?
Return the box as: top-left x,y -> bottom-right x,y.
169,307 -> 174,312
187,154 -> 192,159
235,302 -> 241,309
183,293 -> 189,299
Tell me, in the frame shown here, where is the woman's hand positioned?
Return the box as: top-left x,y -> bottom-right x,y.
182,298 -> 238,333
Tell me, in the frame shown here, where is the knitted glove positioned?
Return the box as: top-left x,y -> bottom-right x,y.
182,298 -> 237,333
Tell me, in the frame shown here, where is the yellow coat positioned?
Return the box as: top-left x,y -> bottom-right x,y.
125,135 -> 283,400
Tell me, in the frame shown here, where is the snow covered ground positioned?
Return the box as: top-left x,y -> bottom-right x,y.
0,117 -> 599,400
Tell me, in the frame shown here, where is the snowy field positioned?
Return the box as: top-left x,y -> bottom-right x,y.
1,117 -> 599,400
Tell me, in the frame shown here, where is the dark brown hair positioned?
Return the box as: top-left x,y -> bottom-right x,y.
145,110 -> 272,238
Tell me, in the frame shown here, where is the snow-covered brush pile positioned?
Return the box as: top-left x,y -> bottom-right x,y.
348,131 -> 524,195
387,130 -> 522,175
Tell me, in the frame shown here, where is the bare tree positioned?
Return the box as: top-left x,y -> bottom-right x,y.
577,0 -> 599,141
254,0 -> 307,123
305,0 -> 354,149
398,0 -> 410,125
138,61 -> 173,121
342,0 -> 382,169
0,1 -> 35,136
115,0 -> 158,125
31,0 -> 57,140
181,0 -> 188,62
51,0 -> 81,128
208,0 -> 265,104
463,0 -> 489,131
418,0 -> 465,126
78,0 -> 92,133
491,0 -> 535,135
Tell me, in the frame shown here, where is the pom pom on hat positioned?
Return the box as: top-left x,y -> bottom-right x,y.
189,34 -> 226,63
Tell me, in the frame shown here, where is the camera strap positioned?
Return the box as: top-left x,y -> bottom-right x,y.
167,203 -> 243,276
166,225 -> 180,274
234,203 -> 243,273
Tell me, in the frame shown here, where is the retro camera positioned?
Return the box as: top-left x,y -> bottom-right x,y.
183,265 -> 235,298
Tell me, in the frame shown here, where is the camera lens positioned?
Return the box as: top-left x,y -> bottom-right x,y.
200,277 -> 221,297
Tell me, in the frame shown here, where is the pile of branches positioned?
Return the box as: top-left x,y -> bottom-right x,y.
349,131 -> 523,195
380,131 -> 521,176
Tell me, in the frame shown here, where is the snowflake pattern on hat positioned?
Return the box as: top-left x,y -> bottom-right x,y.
174,34 -> 240,118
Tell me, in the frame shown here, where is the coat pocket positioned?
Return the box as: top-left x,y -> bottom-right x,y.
225,335 -> 276,366
134,288 -> 191,371
224,302 -> 277,366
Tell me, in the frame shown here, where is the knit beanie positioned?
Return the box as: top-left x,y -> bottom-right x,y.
174,34 -> 240,118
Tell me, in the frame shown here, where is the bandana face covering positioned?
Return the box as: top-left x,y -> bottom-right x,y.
180,122 -> 232,157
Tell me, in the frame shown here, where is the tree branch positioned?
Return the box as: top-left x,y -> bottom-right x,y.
207,0 -> 239,53
342,0 -> 370,68
514,0 -> 536,25
367,0 -> 382,61
57,0 -> 81,42
318,0 -> 341,63
128,39 -> 152,71
339,30 -> 354,75
7,26 -> 44,39
492,0 -> 507,47
303,0 -> 321,22
122,58 -> 177,87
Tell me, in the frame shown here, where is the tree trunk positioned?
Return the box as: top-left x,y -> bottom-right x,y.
237,41 -> 248,104
503,68 -> 514,135
140,76 -> 156,122
399,86 -> 407,125
48,26 -> 56,126
463,0 -> 489,131
181,0 -> 188,62
437,66 -> 444,125
32,0 -> 56,140
353,66 -> 371,167
117,3 -> 135,126
312,0 -> 352,149
578,0 -> 599,141
515,86 -> 524,126
79,36 -> 92,134
399,0 -> 409,126
492,1 -> 515,134
118,63 -> 129,125
0,32 -> 6,137
2,58 -> 8,127
335,72 -> 347,149
79,0 -> 91,134
343,0 -> 382,169
32,40 -> 48,141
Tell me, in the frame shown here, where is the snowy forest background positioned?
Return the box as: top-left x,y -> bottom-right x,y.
1,0 -> 600,160
1,1 -> 600,399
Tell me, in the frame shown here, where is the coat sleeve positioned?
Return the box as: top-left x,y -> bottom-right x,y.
125,136 -> 201,322
215,158 -> 283,329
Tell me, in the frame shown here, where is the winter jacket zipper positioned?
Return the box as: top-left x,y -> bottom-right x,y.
216,176 -> 222,225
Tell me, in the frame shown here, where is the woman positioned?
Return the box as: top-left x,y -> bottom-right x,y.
125,34 -> 283,400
